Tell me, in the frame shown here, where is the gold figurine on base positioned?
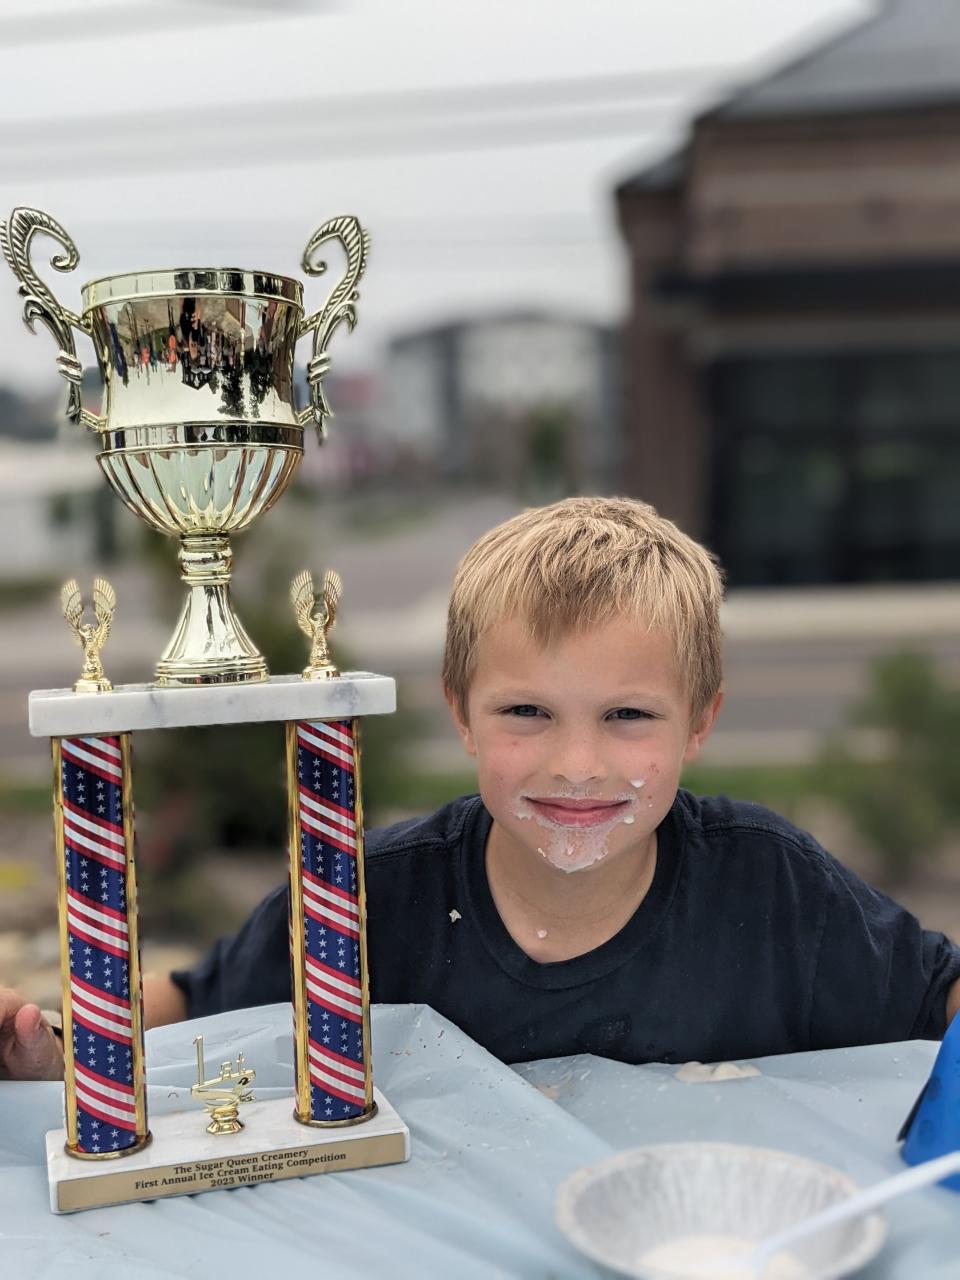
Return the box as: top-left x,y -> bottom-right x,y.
191,1036 -> 256,1136
60,577 -> 116,692
291,569 -> 343,680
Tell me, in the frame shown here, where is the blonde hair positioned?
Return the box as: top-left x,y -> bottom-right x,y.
443,496 -> 723,722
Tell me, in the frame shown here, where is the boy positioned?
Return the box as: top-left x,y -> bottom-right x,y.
4,497 -> 959,1078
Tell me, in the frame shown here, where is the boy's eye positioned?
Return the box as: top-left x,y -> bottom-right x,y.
607,708 -> 653,721
503,704 -> 543,718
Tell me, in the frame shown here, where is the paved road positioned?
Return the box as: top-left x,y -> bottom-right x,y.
1,492 -> 958,779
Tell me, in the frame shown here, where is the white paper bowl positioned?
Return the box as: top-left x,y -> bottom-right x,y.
555,1143 -> 887,1279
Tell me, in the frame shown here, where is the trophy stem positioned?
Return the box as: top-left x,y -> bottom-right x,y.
154,534 -> 268,686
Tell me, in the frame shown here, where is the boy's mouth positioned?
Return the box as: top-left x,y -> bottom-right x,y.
524,797 -> 630,828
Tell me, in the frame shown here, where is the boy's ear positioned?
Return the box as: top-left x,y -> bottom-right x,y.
682,690 -> 723,765
444,686 -> 477,757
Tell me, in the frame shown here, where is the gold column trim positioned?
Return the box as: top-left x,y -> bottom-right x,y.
353,717 -> 375,1113
121,732 -> 151,1145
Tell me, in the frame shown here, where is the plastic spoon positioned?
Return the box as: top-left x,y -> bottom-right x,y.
704,1149 -> 960,1277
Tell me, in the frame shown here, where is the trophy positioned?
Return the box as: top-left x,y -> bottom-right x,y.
3,208 -> 410,1212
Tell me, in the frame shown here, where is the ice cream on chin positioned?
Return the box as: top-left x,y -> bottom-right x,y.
513,789 -> 642,873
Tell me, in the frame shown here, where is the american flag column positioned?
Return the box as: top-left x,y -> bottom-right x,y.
52,733 -> 150,1158
287,717 -> 376,1126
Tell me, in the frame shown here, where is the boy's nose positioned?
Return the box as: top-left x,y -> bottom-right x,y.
547,733 -> 605,786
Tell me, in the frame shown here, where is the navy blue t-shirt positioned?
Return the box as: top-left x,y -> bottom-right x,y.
171,791 -> 960,1064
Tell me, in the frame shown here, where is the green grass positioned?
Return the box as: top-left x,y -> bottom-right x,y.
0,860 -> 35,891
283,484 -> 437,541
368,769 -> 479,820
0,780 -> 53,814
682,762 -> 821,816
340,502 -> 435,540
0,577 -> 60,609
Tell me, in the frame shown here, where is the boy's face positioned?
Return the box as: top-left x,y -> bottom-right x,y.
448,616 -> 720,875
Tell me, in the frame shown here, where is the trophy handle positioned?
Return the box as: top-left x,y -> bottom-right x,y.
0,207 -> 103,430
296,215 -> 370,440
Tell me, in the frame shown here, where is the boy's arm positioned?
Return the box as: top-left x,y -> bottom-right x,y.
143,973 -> 188,1029
809,851 -> 960,1047
164,884 -> 292,1021
949,976 -> 960,1025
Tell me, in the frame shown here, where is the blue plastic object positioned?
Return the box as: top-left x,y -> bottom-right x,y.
900,1011 -> 960,1192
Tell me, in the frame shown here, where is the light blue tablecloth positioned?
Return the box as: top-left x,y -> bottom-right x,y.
0,1004 -> 956,1278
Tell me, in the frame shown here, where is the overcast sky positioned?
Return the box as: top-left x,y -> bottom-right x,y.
0,0 -> 872,392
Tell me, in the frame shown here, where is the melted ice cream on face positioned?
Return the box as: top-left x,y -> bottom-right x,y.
514,789 -> 640,873
638,1234 -> 808,1279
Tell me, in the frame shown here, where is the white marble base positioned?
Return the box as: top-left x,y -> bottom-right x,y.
28,672 -> 396,737
47,1088 -> 409,1213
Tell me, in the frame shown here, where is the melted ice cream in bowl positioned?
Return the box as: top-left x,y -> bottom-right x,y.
555,1142 -> 887,1279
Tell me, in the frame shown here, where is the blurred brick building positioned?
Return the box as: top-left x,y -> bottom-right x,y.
616,0 -> 960,585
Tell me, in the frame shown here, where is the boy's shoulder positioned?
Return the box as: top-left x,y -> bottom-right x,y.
365,793 -> 483,865
673,789 -> 889,930
674,788 -> 837,875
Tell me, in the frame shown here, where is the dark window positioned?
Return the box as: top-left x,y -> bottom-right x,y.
709,351 -> 960,586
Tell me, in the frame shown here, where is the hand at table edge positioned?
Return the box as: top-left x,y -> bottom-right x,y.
0,987 -> 64,1081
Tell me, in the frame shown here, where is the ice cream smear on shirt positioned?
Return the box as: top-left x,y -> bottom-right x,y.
638,1234 -> 808,1279
513,787 -> 643,872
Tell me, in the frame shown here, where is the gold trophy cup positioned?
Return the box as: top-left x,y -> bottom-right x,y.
1,207 -> 369,685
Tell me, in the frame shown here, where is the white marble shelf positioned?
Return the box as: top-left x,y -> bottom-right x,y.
28,672 -> 396,738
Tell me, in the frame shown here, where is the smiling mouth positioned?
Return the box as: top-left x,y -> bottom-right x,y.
525,797 -> 630,827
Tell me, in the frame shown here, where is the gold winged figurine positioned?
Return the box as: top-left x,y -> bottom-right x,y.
60,577 -> 116,692
291,568 -> 343,680
191,1035 -> 256,1135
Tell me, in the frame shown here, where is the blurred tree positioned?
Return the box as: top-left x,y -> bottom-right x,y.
522,403 -> 575,501
815,651 -> 960,884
